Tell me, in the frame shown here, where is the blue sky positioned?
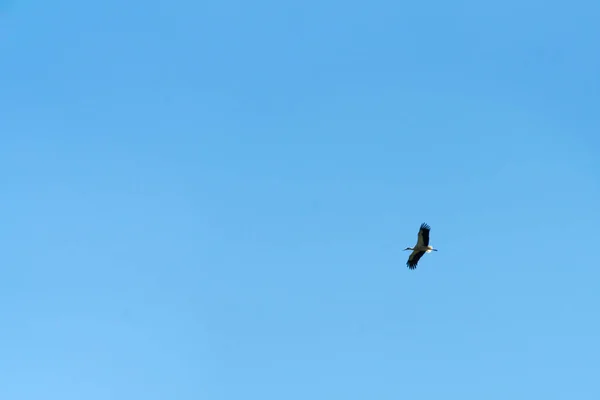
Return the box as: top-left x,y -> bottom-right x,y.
1,0 -> 599,399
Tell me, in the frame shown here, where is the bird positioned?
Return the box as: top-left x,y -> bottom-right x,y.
403,223 -> 438,269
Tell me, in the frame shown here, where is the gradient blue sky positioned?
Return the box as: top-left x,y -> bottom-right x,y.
1,1 -> 600,399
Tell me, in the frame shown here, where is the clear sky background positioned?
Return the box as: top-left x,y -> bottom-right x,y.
1,1 -> 599,399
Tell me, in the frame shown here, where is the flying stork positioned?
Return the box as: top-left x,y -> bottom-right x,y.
404,223 -> 438,269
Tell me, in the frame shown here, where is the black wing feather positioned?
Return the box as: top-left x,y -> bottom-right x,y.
419,223 -> 431,247
407,250 -> 425,270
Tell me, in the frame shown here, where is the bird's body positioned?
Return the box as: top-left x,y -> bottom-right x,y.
404,223 -> 438,269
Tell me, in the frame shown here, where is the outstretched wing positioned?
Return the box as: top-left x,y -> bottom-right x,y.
407,250 -> 425,270
416,223 -> 431,247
